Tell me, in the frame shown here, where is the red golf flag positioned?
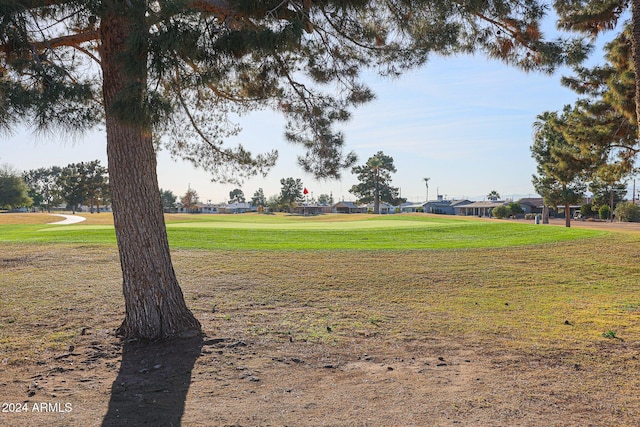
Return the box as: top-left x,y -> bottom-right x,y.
303,188 -> 309,195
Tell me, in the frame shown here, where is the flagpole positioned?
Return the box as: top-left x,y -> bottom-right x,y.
303,187 -> 309,216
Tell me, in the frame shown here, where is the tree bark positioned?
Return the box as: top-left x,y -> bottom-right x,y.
610,186 -> 615,221
564,203 -> 571,228
542,205 -> 549,224
99,3 -> 201,340
373,171 -> 380,214
632,0 -> 640,138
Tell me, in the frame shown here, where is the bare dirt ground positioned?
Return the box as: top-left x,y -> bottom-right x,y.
3,322 -> 640,427
549,217 -> 640,234
3,215 -> 640,426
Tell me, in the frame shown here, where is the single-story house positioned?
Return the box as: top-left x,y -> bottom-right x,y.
176,203 -> 200,213
176,203 -> 222,213
333,201 -> 367,214
199,204 -> 220,214
291,204 -> 333,215
517,198 -> 544,215
518,197 -> 590,218
366,202 -> 396,214
399,202 -> 423,213
423,198 -> 471,215
218,202 -> 255,214
177,202 -> 256,214
454,201 -> 507,217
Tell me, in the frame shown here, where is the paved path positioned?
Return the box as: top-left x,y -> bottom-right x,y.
48,214 -> 87,225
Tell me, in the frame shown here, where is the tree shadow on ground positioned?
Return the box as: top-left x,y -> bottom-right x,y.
101,335 -> 203,426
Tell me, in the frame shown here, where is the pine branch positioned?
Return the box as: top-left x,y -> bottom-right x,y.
12,0 -> 77,9
0,29 -> 99,54
188,0 -> 235,16
182,60 -> 263,103
189,0 -> 297,20
172,77 -> 244,164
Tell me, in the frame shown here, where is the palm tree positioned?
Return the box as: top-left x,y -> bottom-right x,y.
487,190 -> 501,201
423,177 -> 431,202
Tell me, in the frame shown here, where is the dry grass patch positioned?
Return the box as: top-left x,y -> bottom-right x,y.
0,244 -> 122,365
0,213 -> 59,225
3,236 -> 640,365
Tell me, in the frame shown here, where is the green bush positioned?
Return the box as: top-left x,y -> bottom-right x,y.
492,205 -> 509,219
506,202 -> 524,216
599,205 -> 611,220
580,203 -> 593,218
614,201 -> 640,222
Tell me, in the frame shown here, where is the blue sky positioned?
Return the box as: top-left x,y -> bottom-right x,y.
0,19 -> 620,204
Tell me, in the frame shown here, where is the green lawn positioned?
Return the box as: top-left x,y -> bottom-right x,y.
0,213 -> 605,250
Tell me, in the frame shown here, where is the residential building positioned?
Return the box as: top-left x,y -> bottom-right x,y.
366,202 -> 396,214
423,196 -> 471,215
333,201 -> 367,214
454,201 -> 507,217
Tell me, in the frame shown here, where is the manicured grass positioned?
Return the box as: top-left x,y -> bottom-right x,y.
0,213 -> 605,250
2,233 -> 640,360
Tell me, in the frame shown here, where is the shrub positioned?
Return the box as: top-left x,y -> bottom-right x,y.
492,205 -> 509,219
506,202 -> 524,216
614,201 -> 640,222
599,205 -> 611,220
580,203 -> 593,218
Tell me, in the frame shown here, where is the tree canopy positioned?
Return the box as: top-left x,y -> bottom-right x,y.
160,188 -> 178,210
553,0 -> 640,145
487,190 -> 501,201
1,1 -> 590,181
531,110 -> 589,227
251,188 -> 266,207
559,25 -> 637,171
22,161 -> 109,212
56,162 -> 102,214
279,177 -> 304,211
181,187 -> 200,212
350,151 -> 405,213
23,166 -> 63,212
0,164 -> 32,209
532,16 -> 637,225
229,188 -> 245,204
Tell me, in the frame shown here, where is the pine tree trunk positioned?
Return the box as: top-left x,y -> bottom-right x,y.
564,203 -> 571,228
99,3 -> 201,340
610,187 -> 615,221
632,0 -> 640,139
373,173 -> 380,214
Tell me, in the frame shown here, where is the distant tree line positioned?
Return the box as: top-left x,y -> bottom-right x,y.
0,160 -> 109,213
173,151 -> 407,215
7,150 -> 403,214
0,164 -> 32,209
174,178 -> 335,214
